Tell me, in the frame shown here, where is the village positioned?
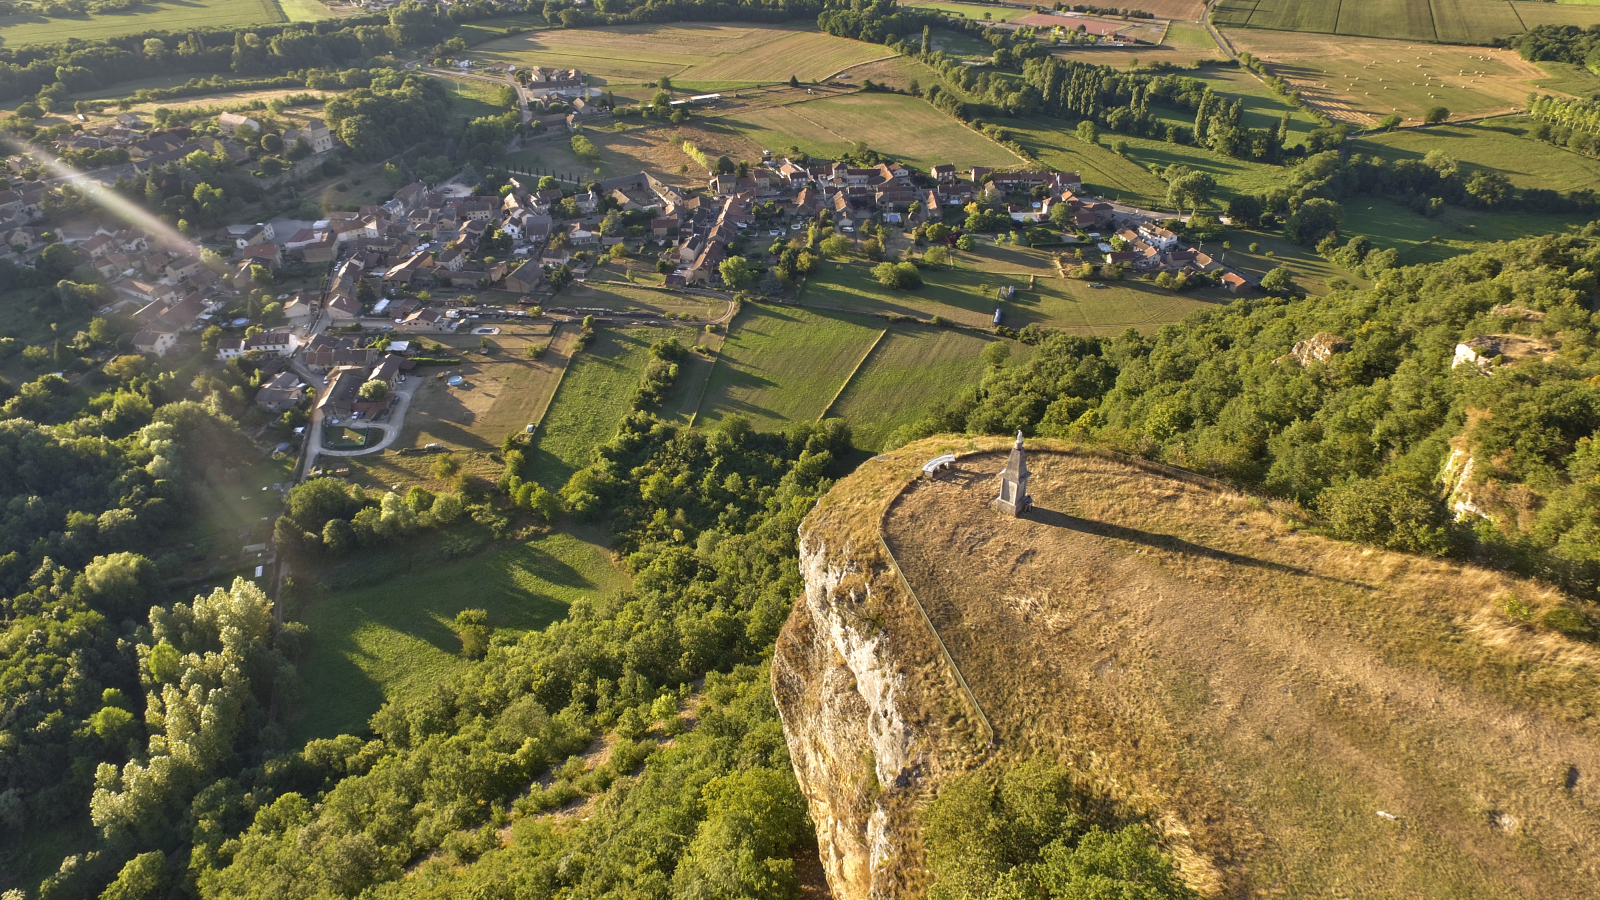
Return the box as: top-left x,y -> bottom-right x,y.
13,99 -> 1260,477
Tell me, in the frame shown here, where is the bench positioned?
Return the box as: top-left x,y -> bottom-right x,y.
922,454 -> 957,477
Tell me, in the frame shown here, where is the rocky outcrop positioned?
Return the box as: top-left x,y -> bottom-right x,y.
772,537 -> 918,900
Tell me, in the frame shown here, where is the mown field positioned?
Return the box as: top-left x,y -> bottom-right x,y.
1354,119 -> 1600,191
524,326 -> 657,488
724,92 -> 1019,170
0,0 -> 282,46
1228,29 -> 1559,125
292,527 -> 625,742
1216,0 -> 1600,42
694,305 -> 883,431
828,326 -> 1004,451
469,23 -> 889,87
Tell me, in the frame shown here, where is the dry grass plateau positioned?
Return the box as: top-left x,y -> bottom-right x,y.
801,437 -> 1600,898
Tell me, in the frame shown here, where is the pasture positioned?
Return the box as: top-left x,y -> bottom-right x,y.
292,527 -> 625,742
524,326 -> 658,488
1339,196 -> 1592,266
694,305 -> 884,431
723,92 -> 1020,170
0,0 -> 282,46
1353,119 -> 1600,191
468,23 -> 889,88
827,326 -> 1003,451
1216,0 -> 1600,42
802,254 -> 1228,333
1227,29 -> 1559,125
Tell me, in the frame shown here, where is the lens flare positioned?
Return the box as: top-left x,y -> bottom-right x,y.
6,136 -> 208,262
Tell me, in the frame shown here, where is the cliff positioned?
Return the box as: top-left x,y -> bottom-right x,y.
774,437 -> 1600,900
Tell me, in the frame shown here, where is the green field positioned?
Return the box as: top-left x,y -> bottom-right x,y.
904,0 -> 1036,22
0,0 -> 282,46
828,326 -> 1002,451
278,0 -> 335,21
470,23 -> 888,86
293,528 -> 625,742
725,92 -> 1019,170
440,76 -> 513,121
1354,120 -> 1600,191
1339,196 -> 1592,266
524,326 -> 655,488
1216,0 -> 1600,42
695,305 -> 883,431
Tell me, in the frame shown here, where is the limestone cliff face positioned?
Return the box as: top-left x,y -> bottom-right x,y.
772,535 -> 919,900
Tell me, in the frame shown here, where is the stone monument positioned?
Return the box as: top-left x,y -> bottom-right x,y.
992,430 -> 1031,517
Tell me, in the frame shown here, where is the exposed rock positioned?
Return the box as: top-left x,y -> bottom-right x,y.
1490,304 -> 1545,322
1452,333 -> 1555,371
1438,446 -> 1488,522
1276,331 -> 1348,366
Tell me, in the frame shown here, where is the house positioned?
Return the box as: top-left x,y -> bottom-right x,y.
931,164 -> 957,183
505,261 -> 544,293
300,236 -> 337,263
1192,252 -> 1221,273
281,118 -> 335,154
1138,222 -> 1179,250
368,354 -> 403,388
217,112 -> 261,136
436,247 -> 466,271
574,190 -> 599,214
240,242 -> 282,267
649,216 -> 678,240
254,371 -> 304,413
132,329 -> 177,357
326,294 -> 362,323
217,330 -> 297,359
399,308 -> 451,332
1221,271 -> 1250,294
165,256 -> 205,281
117,279 -> 177,306
284,295 -> 315,322
316,365 -> 373,418
233,223 -> 273,248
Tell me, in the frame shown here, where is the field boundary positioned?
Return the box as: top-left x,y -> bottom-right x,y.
818,328 -> 888,421
528,324 -> 574,432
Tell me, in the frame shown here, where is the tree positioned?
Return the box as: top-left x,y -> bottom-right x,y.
714,155 -> 735,175
1225,195 -> 1263,227
1378,114 -> 1402,131
658,75 -> 673,90
454,608 -> 492,659
820,234 -> 852,258
873,262 -> 923,290
789,75 -> 800,88
1166,171 -> 1216,213
924,246 -> 950,266
719,256 -> 755,290
1319,475 -> 1450,555
1075,119 -> 1099,145
981,341 -> 1011,368
1283,198 -> 1342,246
1259,266 -> 1294,295
358,380 -> 389,401
956,234 -> 976,251
1424,105 -> 1449,124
